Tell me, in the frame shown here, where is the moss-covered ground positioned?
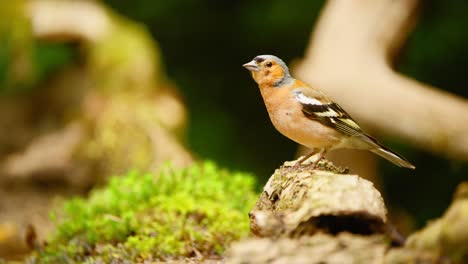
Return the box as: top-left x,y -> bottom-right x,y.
29,161 -> 258,263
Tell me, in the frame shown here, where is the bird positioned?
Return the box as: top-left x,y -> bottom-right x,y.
243,55 -> 415,169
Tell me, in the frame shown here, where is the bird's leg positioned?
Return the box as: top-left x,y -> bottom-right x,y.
293,149 -> 318,168
311,149 -> 327,169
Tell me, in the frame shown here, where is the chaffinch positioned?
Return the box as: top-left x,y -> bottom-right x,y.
243,55 -> 415,169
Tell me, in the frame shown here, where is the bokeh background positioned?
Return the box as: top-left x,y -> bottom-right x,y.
1,1 -> 467,257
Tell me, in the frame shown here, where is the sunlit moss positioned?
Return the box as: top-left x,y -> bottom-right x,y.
30,162 -> 257,263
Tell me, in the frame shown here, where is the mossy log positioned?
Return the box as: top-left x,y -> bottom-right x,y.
228,156 -> 468,264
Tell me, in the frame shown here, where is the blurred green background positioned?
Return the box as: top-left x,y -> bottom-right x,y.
1,0 -> 467,228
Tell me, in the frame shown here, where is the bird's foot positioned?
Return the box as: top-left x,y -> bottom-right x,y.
290,162 -> 303,171
307,156 -> 326,170
311,159 -> 349,174
289,152 -> 317,170
288,154 -> 349,174
287,149 -> 347,174
288,151 -> 324,171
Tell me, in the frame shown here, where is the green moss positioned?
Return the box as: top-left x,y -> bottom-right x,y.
30,161 -> 257,263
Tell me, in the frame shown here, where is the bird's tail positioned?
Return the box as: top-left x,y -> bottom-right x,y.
358,135 -> 415,169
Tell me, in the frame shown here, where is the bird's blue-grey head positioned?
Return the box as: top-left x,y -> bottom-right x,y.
243,55 -> 293,87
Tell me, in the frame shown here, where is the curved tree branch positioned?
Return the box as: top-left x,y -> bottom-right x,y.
294,0 -> 468,159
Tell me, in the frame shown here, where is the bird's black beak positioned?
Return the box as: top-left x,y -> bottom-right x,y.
242,60 -> 259,72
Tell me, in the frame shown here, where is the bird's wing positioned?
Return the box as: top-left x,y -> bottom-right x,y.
292,87 -> 415,169
291,88 -> 364,137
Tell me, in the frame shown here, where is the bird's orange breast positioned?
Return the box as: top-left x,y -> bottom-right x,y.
259,84 -> 342,149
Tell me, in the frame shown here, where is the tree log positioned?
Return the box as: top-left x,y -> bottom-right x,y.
228,157 -> 468,263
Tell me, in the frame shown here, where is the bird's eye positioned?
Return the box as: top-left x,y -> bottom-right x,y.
265,62 -> 273,67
